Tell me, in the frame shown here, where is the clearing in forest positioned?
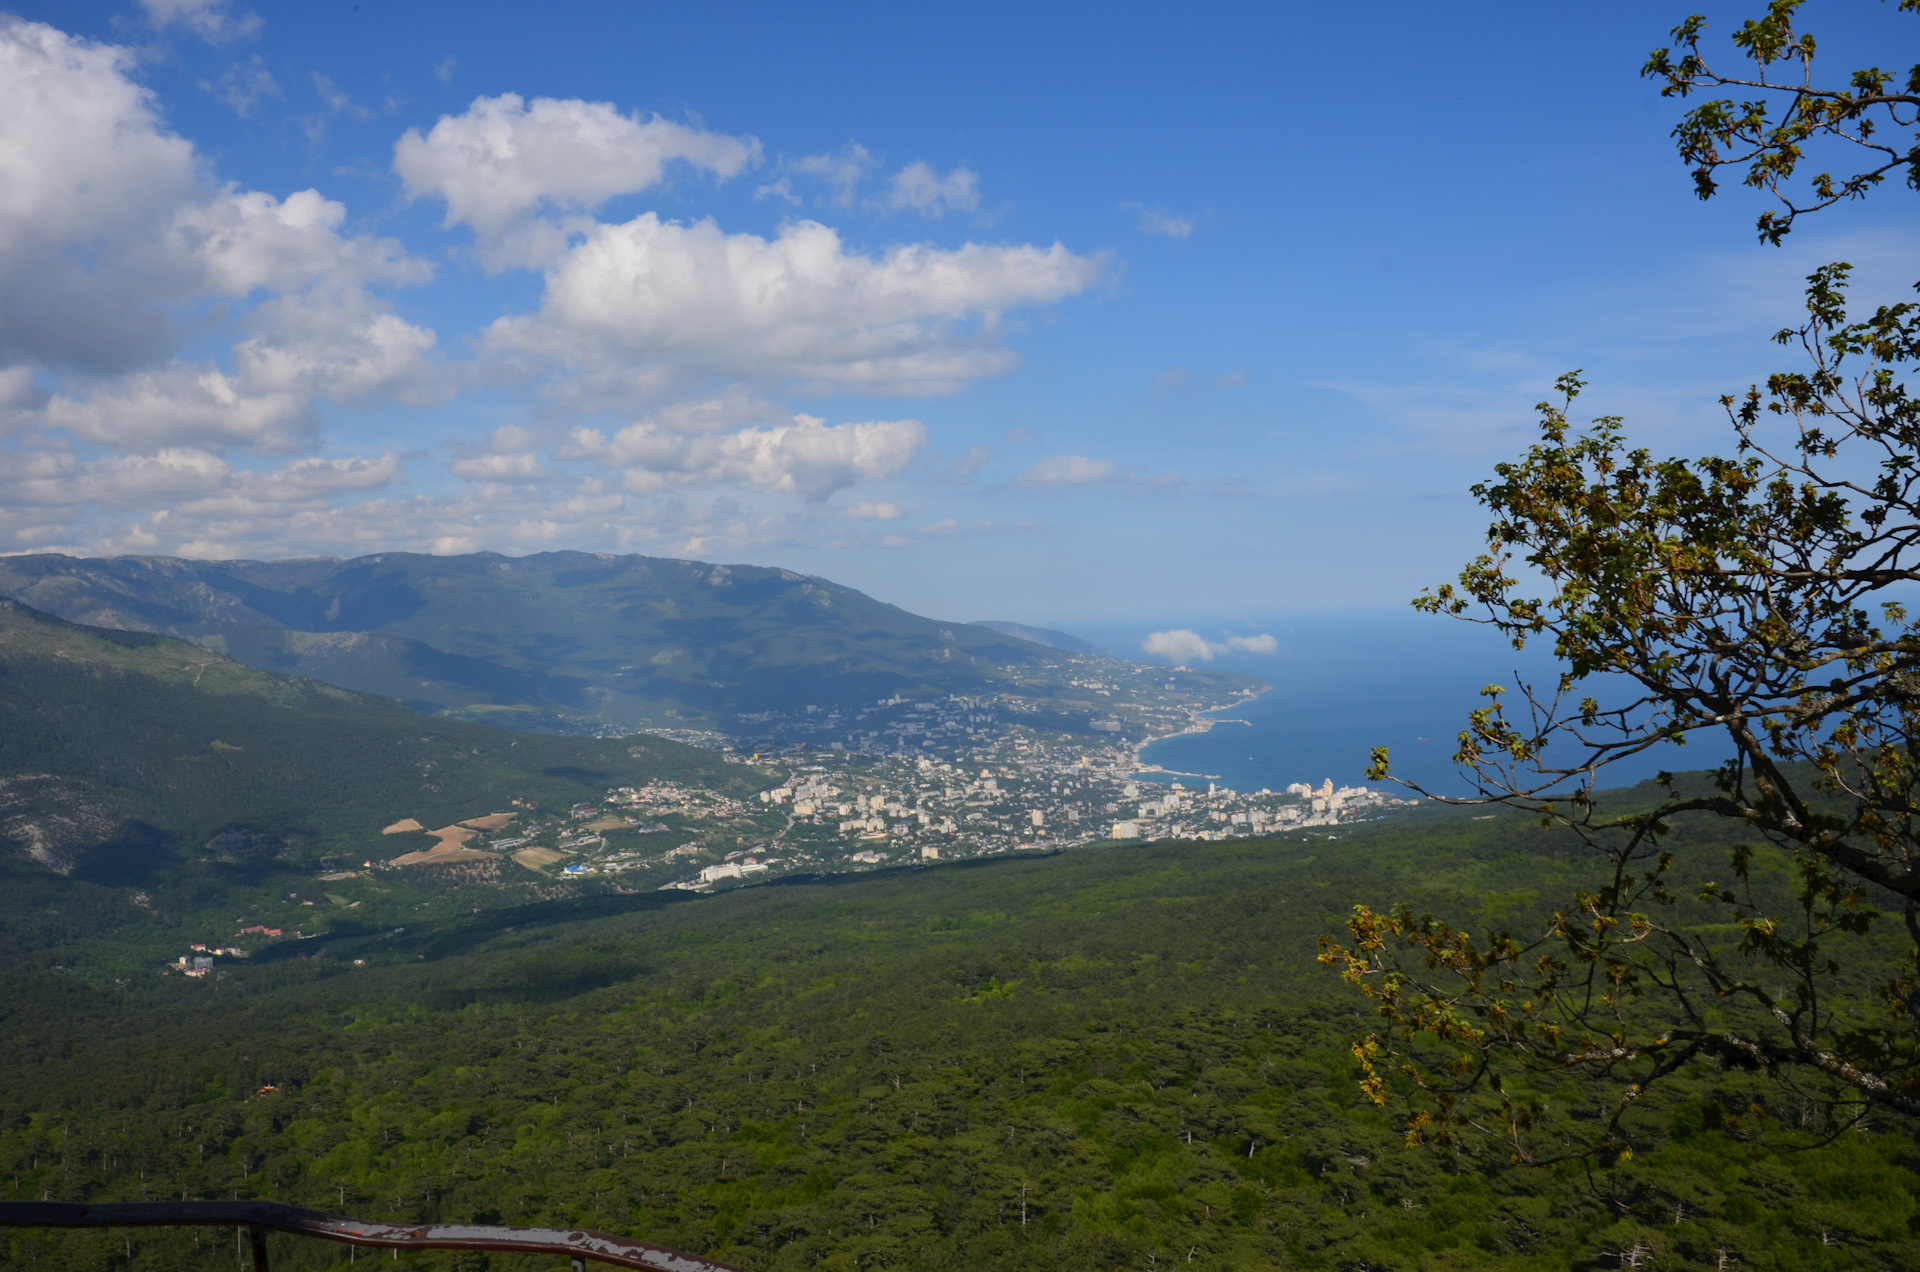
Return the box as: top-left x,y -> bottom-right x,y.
381,818 -> 424,834
390,843 -> 496,866
389,823 -> 497,866
425,824 -> 477,851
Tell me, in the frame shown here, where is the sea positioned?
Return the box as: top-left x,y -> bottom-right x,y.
1064,609 -> 1732,798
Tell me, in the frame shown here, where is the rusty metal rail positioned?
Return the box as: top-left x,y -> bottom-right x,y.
0,1201 -> 740,1272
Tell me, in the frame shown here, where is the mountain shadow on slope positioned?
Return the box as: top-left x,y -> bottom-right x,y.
0,597 -> 758,876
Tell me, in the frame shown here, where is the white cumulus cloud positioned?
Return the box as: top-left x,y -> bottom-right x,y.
42,366 -> 313,453
486,215 -> 1106,397
1142,629 -> 1278,662
610,414 -> 926,501
0,446 -> 403,530
0,17 -> 202,372
173,188 -> 425,295
394,93 -> 760,269
0,17 -> 437,454
0,9 -> 450,565
1142,629 -> 1218,663
234,286 -> 441,406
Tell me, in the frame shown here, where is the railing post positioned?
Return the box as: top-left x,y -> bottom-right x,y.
0,1201 -> 739,1272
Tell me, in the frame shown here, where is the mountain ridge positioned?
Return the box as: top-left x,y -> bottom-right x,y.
970,619 -> 1111,657
0,551 -> 1257,738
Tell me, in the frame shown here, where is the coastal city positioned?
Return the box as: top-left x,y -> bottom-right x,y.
166,680 -> 1430,969
354,687 -> 1422,895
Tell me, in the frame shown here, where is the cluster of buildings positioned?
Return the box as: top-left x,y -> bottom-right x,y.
169,940 -> 249,977
544,712 -> 1422,890
1109,779 -> 1389,839
319,680 -> 1419,902
604,781 -> 751,824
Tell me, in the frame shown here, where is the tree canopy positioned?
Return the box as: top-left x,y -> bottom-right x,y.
1329,0 -> 1920,1164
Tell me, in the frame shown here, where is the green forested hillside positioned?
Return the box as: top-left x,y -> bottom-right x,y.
4,809 -> 1915,1272
0,598 -> 757,879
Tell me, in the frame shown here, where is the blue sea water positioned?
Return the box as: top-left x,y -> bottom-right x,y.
1064,610 -> 1731,798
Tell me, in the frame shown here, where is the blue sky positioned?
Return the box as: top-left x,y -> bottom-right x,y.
3,0 -> 1916,646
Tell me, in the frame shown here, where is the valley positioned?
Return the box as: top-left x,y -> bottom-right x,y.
5,6 -> 1915,1270
3,586 -> 1915,1272
0,591 -> 1404,992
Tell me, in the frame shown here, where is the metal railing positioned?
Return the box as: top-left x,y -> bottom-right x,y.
0,1201 -> 740,1272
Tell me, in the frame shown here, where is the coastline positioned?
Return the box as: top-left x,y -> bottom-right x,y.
1131,687 -> 1273,786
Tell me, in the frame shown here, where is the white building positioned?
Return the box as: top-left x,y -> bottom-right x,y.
698,860 -> 769,884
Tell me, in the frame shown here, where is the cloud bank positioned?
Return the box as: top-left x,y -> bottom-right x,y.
0,17 -> 1110,560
